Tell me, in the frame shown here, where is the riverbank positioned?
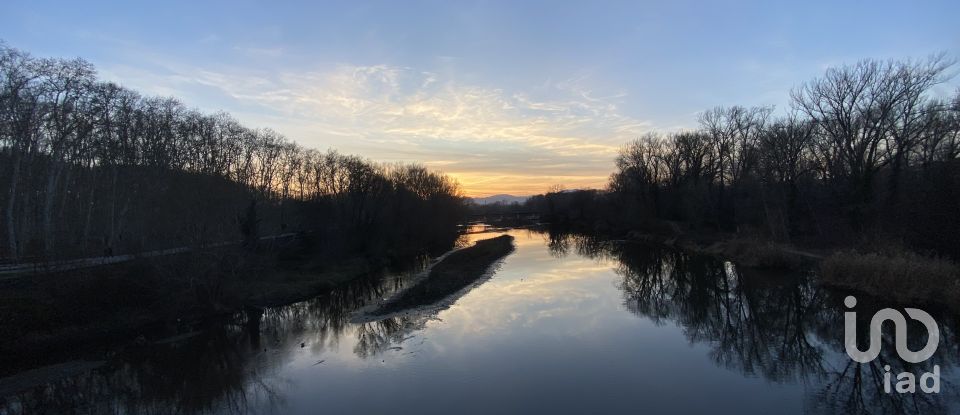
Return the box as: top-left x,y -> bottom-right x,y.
619,228 -> 823,269
370,235 -> 515,316
819,250 -> 960,306
0,235 -> 450,375
611,223 -> 960,311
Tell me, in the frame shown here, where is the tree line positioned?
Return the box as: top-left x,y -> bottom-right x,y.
0,42 -> 466,261
526,55 -> 960,259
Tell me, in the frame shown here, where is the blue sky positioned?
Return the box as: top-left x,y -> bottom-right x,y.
3,0 -> 958,196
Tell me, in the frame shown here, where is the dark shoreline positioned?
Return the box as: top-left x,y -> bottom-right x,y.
0,242 -> 443,376
4,222 -> 956,383
572,222 -> 960,312
617,229 -> 823,269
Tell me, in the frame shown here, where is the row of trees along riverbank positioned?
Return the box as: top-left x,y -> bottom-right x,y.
507,55 -> 960,264
0,42 -> 468,263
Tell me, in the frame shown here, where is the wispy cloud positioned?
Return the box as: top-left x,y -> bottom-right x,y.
102,57 -> 652,196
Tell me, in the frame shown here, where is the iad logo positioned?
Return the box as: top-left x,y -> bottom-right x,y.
844,295 -> 941,394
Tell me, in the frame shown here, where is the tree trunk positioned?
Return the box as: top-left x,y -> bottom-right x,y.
5,151 -> 21,259
81,165 -> 98,249
42,162 -> 62,256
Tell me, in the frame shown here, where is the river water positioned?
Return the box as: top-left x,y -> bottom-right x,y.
1,226 -> 957,414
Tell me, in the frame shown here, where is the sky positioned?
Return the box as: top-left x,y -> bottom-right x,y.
2,1 -> 959,197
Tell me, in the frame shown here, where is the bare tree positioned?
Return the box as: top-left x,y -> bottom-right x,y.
791,56 -> 951,207
0,43 -> 467,261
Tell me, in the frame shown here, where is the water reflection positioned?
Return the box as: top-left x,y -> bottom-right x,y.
2,227 -> 958,414
0,260 -> 435,414
547,227 -> 960,414
2,325 -> 289,414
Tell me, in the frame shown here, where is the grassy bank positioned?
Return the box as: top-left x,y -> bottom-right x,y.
614,221 -> 960,309
820,250 -> 960,307
372,235 -> 515,316
620,225 -> 823,271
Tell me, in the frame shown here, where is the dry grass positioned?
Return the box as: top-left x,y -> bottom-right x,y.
705,238 -> 812,270
820,250 -> 960,305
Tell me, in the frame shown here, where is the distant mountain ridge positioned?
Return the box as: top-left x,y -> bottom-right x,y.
470,194 -> 529,205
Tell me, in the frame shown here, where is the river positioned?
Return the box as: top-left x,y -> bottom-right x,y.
1,226 -> 956,414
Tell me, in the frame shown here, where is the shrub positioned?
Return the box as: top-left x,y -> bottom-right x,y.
820,250 -> 960,305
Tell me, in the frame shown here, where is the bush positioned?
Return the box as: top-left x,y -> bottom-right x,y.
820,250 -> 960,305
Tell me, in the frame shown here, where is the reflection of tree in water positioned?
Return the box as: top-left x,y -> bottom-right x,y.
259,273 -> 399,353
6,231 -> 960,414
354,316 -> 431,359
547,228 -> 959,415
0,261 -> 433,414
806,302 -> 960,415
809,358 -> 948,415
2,325 -> 288,414
610,241 -> 829,384
544,226 -> 608,259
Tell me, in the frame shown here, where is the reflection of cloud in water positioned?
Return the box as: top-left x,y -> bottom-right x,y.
5,227 -> 960,415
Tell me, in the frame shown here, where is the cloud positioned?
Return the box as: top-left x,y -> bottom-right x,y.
101,59 -> 653,196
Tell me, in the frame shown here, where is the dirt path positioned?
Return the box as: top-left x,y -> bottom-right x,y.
0,233 -> 297,278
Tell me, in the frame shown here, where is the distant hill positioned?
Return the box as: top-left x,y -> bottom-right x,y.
471,194 -> 529,205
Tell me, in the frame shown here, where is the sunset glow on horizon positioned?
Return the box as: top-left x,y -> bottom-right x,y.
5,0 -> 956,197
